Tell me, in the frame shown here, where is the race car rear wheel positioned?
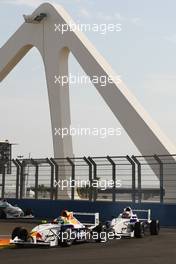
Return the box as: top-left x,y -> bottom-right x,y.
134,222 -> 145,238
92,223 -> 109,243
0,209 -> 6,219
24,208 -> 33,216
59,228 -> 74,247
12,227 -> 28,241
150,220 -> 160,235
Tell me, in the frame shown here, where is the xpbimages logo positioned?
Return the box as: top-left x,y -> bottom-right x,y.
59,229 -> 121,243
54,73 -> 121,87
54,178 -> 122,191
54,126 -> 122,139
54,22 -> 122,35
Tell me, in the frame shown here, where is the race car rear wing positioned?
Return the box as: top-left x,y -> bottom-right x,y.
133,209 -> 151,222
73,212 -> 99,227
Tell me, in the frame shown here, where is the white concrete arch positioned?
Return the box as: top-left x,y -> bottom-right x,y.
0,3 -> 74,159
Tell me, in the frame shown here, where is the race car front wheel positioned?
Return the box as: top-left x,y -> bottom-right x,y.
150,220 -> 160,235
12,227 -> 29,242
134,222 -> 145,238
92,223 -> 109,243
59,228 -> 74,247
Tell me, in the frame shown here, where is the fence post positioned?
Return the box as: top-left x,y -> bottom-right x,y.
132,156 -> 141,203
83,157 -> 93,201
1,166 -> 5,199
88,157 -> 97,201
67,158 -> 75,200
12,159 -> 20,199
31,159 -> 39,200
126,155 -> 136,203
107,156 -> 116,202
154,155 -> 164,203
16,159 -> 25,199
0,160 -> 9,199
46,158 -> 55,200
50,158 -> 59,199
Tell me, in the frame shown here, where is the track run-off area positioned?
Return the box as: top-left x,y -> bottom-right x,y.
0,222 -> 176,264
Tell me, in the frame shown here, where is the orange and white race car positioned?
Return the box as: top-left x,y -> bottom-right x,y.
10,210 -> 100,247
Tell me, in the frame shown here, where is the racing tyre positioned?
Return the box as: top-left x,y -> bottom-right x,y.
59,228 -> 74,247
92,223 -> 107,243
19,228 -> 28,241
24,208 -> 33,216
150,220 -> 160,235
0,209 -> 6,219
134,222 -> 145,238
12,227 -> 28,241
12,227 -> 22,240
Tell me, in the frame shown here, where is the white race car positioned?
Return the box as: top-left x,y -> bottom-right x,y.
0,200 -> 33,219
10,210 -> 100,247
105,207 -> 160,238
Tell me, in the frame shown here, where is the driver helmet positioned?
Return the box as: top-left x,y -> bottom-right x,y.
122,207 -> 132,218
61,209 -> 70,218
124,207 -> 132,212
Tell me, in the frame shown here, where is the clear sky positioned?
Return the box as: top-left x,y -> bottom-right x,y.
1,0 -> 176,158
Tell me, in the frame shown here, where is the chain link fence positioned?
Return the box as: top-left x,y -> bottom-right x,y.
0,155 -> 176,203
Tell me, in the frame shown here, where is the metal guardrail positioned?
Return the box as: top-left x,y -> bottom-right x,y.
0,154 -> 175,203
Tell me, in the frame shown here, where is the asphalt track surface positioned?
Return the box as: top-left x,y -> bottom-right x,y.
0,222 -> 176,264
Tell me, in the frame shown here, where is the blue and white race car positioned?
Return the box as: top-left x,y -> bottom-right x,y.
0,200 -> 33,219
105,207 -> 160,238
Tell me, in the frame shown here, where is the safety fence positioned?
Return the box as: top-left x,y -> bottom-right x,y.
0,154 -> 176,203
